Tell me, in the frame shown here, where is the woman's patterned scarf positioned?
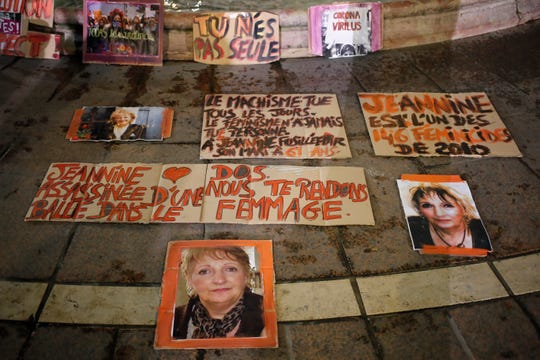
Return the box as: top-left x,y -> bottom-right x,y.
191,296 -> 245,338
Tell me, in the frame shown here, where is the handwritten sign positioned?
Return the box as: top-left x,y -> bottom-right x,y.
0,12 -> 22,35
358,92 -> 522,157
192,11 -> 279,65
0,0 -> 59,59
201,94 -> 351,159
25,163 -> 375,226
309,2 -> 382,58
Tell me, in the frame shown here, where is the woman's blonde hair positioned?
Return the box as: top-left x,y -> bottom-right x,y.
181,246 -> 252,296
109,108 -> 135,125
410,183 -> 477,223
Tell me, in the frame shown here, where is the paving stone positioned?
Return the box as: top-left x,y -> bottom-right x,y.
494,253 -> 540,295
114,328 -> 161,360
0,281 -> 47,321
276,279 -> 360,321
0,322 -> 30,360
102,143 -> 201,164
448,298 -> 540,359
348,50 -> 441,93
0,157 -> 77,279
357,263 -> 508,315
519,292 -> 540,322
57,223 -> 203,283
40,285 -> 160,325
213,63 -> 285,93
371,309 -> 470,359
23,325 -> 115,360
287,319 -> 378,360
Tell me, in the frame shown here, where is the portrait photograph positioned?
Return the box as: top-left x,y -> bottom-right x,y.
66,106 -> 173,142
154,239 -> 277,349
397,174 -> 492,255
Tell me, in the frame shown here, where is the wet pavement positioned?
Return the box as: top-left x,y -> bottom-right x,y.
0,19 -> 539,360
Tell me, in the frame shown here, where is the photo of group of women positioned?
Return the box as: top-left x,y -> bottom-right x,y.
83,0 -> 163,65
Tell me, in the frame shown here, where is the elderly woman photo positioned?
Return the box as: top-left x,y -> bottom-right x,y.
101,108 -> 146,140
173,246 -> 265,339
407,183 -> 492,250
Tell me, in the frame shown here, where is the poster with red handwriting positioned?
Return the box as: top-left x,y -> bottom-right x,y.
397,174 -> 492,257
25,163 -> 162,223
192,11 -> 279,65
309,2 -> 382,58
154,239 -> 278,349
358,92 -> 522,157
0,0 -> 60,59
83,0 -> 163,66
66,106 -> 174,142
200,163 -> 374,226
201,94 -> 351,159
25,163 -> 375,226
151,164 -> 207,223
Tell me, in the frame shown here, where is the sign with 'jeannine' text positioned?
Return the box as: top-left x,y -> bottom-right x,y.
25,162 -> 375,226
358,92 -> 522,157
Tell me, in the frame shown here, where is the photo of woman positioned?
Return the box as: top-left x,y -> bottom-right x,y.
173,246 -> 265,339
397,177 -> 492,252
101,108 -> 146,140
154,239 -> 277,349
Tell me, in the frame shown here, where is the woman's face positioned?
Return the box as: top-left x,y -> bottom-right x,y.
188,254 -> 248,310
417,193 -> 465,230
113,112 -> 132,127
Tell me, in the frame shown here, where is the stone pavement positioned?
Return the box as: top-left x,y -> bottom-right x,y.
1,19 -> 539,360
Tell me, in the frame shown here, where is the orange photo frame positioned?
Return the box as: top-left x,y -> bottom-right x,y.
154,239 -> 278,349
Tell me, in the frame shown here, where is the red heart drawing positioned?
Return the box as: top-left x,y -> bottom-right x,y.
162,166 -> 191,183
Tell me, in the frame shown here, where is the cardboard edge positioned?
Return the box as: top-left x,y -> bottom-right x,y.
161,107 -> 174,138
421,245 -> 489,257
400,174 -> 463,182
66,108 -> 84,140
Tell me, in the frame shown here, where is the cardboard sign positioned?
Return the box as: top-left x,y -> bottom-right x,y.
66,106 -> 173,142
192,11 -> 279,65
358,92 -> 522,157
200,94 -> 352,159
309,2 -> 382,58
83,0 -> 164,66
25,163 -> 375,226
154,239 -> 277,349
0,0 -> 60,59
397,174 -> 492,257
